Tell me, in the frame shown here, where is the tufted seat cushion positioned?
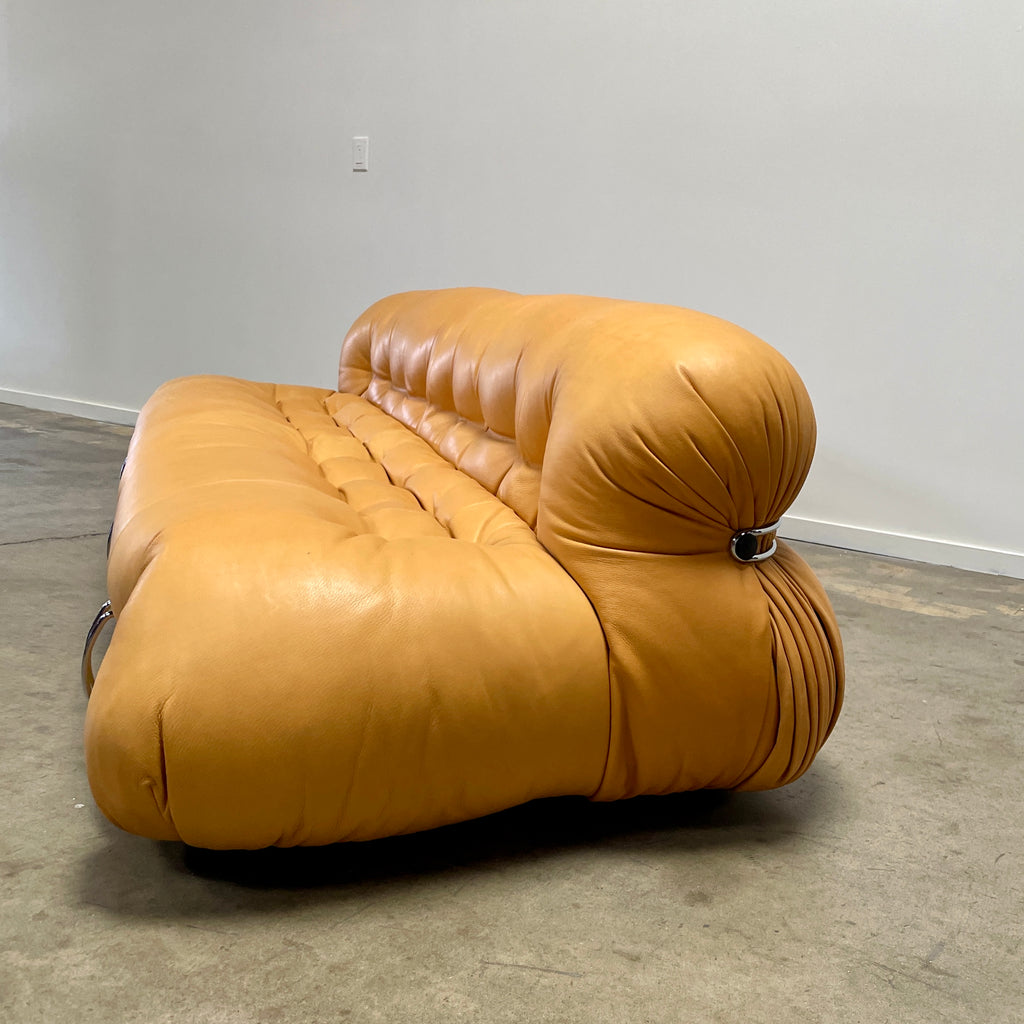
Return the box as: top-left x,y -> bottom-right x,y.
85,288 -> 843,849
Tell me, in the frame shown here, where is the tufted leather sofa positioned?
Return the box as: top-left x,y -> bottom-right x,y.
83,288 -> 844,850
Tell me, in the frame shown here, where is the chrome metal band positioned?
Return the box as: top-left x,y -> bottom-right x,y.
730,521 -> 780,564
81,600 -> 114,698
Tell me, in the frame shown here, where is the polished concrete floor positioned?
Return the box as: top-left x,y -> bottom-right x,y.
1,400 -> 1022,1023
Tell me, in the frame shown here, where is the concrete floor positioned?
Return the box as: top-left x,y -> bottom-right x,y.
1,400 -> 1022,1024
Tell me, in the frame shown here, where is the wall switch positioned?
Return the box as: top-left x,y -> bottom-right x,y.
352,136 -> 369,172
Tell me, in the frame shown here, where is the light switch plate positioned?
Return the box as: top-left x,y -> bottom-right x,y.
352,136 -> 369,172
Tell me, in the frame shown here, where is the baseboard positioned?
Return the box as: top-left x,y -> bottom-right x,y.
782,515 -> 1024,580
0,388 -> 138,426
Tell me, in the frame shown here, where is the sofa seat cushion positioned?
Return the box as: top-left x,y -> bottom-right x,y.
90,375 -> 610,849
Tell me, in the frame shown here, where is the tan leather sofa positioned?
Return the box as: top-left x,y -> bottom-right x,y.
83,288 -> 844,850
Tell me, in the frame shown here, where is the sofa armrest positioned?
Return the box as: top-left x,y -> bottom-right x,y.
340,289 -> 844,797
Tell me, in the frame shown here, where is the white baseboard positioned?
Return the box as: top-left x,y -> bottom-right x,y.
0,388 -> 138,426
782,515 -> 1024,580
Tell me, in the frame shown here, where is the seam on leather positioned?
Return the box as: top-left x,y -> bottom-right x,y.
343,398 -> 453,531
268,389 -> 381,534
141,694 -> 176,831
366,376 -> 517,443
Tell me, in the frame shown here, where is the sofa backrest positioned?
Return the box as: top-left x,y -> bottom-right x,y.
340,288 -> 558,529
339,287 -> 816,545
339,288 -> 844,798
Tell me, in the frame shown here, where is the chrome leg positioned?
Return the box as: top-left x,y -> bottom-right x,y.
82,600 -> 114,698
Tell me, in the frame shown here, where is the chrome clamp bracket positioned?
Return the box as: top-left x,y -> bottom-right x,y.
81,600 -> 114,698
730,521 -> 780,564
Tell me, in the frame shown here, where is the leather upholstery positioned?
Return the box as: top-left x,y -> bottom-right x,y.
85,288 -> 844,849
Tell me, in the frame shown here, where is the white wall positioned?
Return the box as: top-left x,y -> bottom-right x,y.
2,1 -> 1022,576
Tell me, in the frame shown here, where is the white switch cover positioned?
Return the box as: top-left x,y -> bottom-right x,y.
352,136 -> 369,172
